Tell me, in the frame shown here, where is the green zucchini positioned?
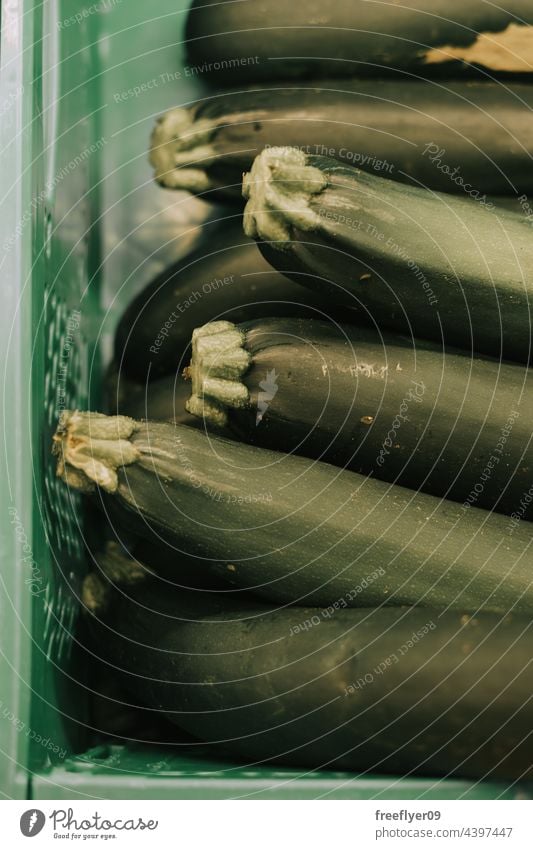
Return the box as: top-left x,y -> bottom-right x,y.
185,317 -> 533,519
91,579 -> 533,780
185,0 -> 533,83
104,364 -> 220,435
53,411 -> 533,614
127,536 -> 228,589
491,195 -> 533,219
151,80 -> 533,200
90,538 -> 229,600
107,371 -> 202,430
243,147 -> 533,362
115,218 -> 343,382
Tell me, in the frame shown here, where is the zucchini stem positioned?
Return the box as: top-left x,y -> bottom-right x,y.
82,543 -> 151,616
52,410 -> 140,493
242,146 -> 327,243
149,107 -> 218,191
186,320 -> 251,426
96,541 -> 152,585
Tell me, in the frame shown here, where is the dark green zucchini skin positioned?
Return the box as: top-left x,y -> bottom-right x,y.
185,0 -> 533,83
107,372 -> 201,429
104,366 -> 197,427
56,414 -> 533,614
105,366 -> 226,439
153,80 -> 533,200
128,537 -> 229,590
245,150 -> 533,363
189,317 -> 533,519
92,580 -> 533,780
115,219 -> 344,382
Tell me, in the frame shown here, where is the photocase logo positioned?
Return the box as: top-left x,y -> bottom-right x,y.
20,810 -> 46,837
256,369 -> 278,425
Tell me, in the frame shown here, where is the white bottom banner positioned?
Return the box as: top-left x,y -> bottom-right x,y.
3,800 -> 533,848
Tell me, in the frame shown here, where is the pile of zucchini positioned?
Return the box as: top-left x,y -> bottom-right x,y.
56,0 -> 533,781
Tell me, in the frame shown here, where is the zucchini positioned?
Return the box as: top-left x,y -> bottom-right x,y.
53,411 -> 533,614
104,364 -> 191,421
127,536 -> 228,589
151,80 -> 533,200
185,317 -> 533,519
491,195 -> 533,218
185,0 -> 533,84
88,538 -> 229,600
243,147 -> 533,362
107,371 -> 203,430
115,218 -> 343,382
91,579 -> 533,780
104,365 -> 221,435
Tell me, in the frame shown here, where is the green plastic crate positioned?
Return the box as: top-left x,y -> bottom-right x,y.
1,0 -> 531,800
